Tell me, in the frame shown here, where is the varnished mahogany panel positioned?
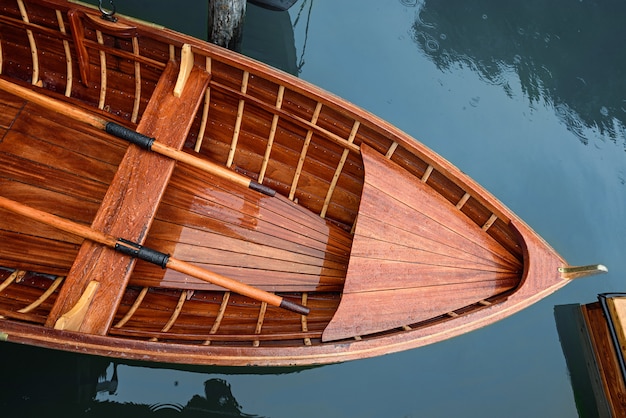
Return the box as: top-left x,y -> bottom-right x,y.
129,163 -> 351,292
322,145 -> 522,341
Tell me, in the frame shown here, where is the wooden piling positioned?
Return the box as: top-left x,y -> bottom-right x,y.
207,0 -> 246,50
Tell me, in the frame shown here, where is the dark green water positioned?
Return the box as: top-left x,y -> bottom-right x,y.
1,1 -> 625,416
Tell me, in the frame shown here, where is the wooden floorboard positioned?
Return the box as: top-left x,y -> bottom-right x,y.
359,174 -> 521,269
129,163 -> 351,292
323,278 -> 517,341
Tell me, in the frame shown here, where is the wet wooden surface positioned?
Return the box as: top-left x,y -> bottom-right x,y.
45,62 -> 210,334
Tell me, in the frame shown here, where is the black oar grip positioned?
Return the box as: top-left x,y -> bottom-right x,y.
115,238 -> 170,268
105,122 -> 155,150
249,181 -> 276,197
280,298 -> 310,316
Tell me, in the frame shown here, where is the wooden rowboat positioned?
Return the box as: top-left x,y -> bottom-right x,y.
0,0 -> 606,366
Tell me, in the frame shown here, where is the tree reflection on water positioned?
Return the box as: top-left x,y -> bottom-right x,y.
408,0 -> 626,149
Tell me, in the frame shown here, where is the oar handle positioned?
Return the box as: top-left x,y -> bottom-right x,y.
0,196 -> 308,315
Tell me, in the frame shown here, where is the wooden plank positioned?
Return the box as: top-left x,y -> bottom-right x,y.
0,228 -> 79,275
0,98 -> 23,129
119,159 -> 351,292
131,262 -> 345,292
323,280 -> 515,341
607,296 -> 626,362
356,145 -> 520,269
322,145 -> 522,341
342,256 -> 519,289
160,166 -> 352,255
147,227 -> 348,272
45,61 -> 210,334
583,303 -> 626,417
354,205 -> 518,270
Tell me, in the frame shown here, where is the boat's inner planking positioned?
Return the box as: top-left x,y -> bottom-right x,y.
0,0 -> 525,345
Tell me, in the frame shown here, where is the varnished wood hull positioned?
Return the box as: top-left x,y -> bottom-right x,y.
0,0 -> 592,366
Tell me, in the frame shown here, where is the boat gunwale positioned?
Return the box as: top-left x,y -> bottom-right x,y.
0,268 -> 568,366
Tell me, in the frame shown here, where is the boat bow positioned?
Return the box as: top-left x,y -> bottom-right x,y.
323,145 -> 526,341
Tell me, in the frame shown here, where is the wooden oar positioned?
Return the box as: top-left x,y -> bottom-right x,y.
0,78 -> 275,197
0,196 -> 309,316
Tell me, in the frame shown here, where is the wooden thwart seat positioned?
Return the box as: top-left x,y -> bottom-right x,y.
322,145 -> 523,341
46,61 -> 211,334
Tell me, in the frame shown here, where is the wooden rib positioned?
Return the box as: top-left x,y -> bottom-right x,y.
195,56 -> 212,152
385,142 -> 399,159
111,328 -> 322,342
0,270 -> 24,293
150,290 -> 188,341
95,30 -> 106,110
0,12 -> 166,72
321,120 -> 360,218
482,214 -> 498,231
18,276 -> 64,313
226,71 -> 249,168
351,214 -> 358,235
253,301 -> 268,347
456,192 -> 471,209
421,165 -> 433,183
16,0 -> 39,85
55,10 -> 73,97
203,291 -> 230,346
289,101 -> 323,200
173,44 -> 193,98
211,81 -> 361,154
113,286 -> 148,328
131,37 -> 141,123
259,84 -> 285,183
301,293 -> 311,346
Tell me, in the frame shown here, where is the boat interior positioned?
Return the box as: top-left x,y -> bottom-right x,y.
0,0 -> 531,352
